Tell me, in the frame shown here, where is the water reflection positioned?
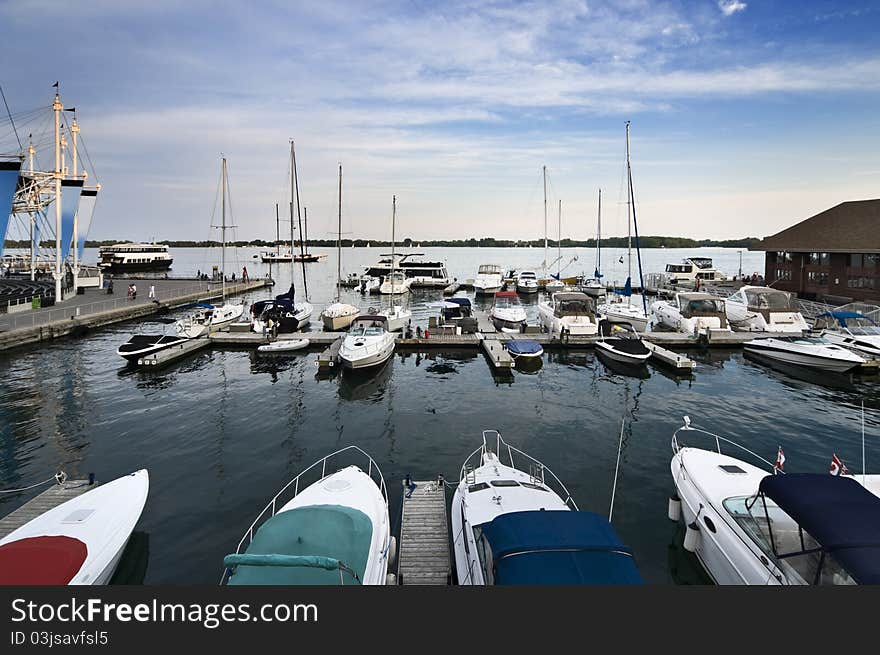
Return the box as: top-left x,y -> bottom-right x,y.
743,351 -> 857,390
338,359 -> 394,402
109,531 -> 150,585
596,349 -> 650,379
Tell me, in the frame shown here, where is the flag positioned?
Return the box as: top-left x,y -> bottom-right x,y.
774,446 -> 785,472
829,454 -> 849,476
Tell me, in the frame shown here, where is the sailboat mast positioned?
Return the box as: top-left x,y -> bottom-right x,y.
275,203 -> 280,256
336,164 -> 342,301
597,188 -> 602,276
291,140 -> 308,300
289,142 -> 295,272
304,207 -> 308,254
626,121 -> 649,317
221,157 -> 226,301
391,195 -> 396,278
625,122 -> 633,306
542,165 -> 548,275
557,199 -> 562,278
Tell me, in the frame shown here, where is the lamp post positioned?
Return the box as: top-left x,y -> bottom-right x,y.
738,250 -> 742,280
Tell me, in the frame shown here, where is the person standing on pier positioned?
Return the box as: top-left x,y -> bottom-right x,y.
242,266 -> 249,282
149,284 -> 156,300
131,283 -> 137,300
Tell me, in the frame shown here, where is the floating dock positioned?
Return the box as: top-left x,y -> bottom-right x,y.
397,479 -> 452,586
0,479 -> 93,539
138,337 -> 210,367
316,337 -> 344,369
645,342 -> 696,371
480,335 -> 514,369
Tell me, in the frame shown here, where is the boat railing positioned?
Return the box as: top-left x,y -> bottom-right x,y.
459,430 -> 578,510
671,416 -> 779,473
221,445 -> 388,583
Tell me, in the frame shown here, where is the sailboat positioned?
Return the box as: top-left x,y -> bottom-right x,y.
175,157 -> 245,339
580,189 -> 605,298
259,204 -> 292,263
375,195 -> 412,330
545,199 -> 565,293
378,197 -> 413,296
294,207 -> 327,262
597,122 -> 649,332
320,164 -> 360,331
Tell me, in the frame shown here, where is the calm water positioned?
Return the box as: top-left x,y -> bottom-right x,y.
1,247 -> 879,584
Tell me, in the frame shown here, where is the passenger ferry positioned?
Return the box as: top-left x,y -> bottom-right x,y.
664,257 -> 727,286
98,243 -> 173,272
362,253 -> 449,288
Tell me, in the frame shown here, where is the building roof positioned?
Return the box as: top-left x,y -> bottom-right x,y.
751,199 -> 880,253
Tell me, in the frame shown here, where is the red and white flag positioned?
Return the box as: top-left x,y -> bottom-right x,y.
774,446 -> 785,471
830,454 -> 849,476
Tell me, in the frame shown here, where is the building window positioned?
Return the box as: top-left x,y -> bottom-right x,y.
775,269 -> 792,281
865,254 -> 880,269
776,251 -> 792,263
808,271 -> 829,286
851,254 -> 863,268
848,277 -> 877,289
809,252 -> 830,266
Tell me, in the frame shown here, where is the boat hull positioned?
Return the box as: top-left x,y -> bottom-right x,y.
340,336 -> 396,370
117,335 -> 190,362
595,339 -> 651,364
99,260 -> 172,272
743,340 -> 864,373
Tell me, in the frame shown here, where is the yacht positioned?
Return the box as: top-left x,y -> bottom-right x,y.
451,430 -> 642,585
472,264 -> 503,296
489,291 -> 526,332
595,320 -> 651,365
663,257 -> 727,286
98,243 -> 172,272
813,304 -> 880,359
650,292 -> 730,336
176,301 -> 245,338
117,331 -> 190,363
515,270 -> 539,294
743,336 -> 865,373
670,416 -> 880,585
579,277 -> 605,299
725,286 -> 807,332
544,278 -> 565,294
597,296 -> 650,333
378,270 -> 413,295
372,303 -> 411,332
361,253 -> 450,288
222,447 -> 393,585
259,250 -> 292,263
339,315 -> 396,370
537,291 -> 598,337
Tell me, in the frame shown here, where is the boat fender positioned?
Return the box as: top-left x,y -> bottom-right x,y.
385,573 -> 398,586
387,536 -> 397,569
667,494 -> 681,522
683,520 -> 701,552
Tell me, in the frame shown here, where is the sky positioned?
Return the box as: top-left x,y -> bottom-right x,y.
1,0 -> 879,243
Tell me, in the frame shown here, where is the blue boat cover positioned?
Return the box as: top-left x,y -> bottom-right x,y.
614,276 -> 633,296
481,510 -> 642,585
447,297 -> 471,307
275,284 -> 296,302
816,311 -> 876,327
759,473 -> 880,584
506,340 -> 543,356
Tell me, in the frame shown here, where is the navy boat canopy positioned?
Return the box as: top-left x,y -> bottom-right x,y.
447,297 -> 471,307
481,510 -> 642,585
758,473 -> 880,584
816,311 -> 876,328
505,340 -> 542,356
275,284 -> 296,302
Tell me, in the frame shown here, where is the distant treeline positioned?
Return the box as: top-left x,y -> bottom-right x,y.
5,236 -> 760,249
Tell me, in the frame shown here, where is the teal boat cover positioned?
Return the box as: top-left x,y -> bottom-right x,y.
226,505 -> 373,585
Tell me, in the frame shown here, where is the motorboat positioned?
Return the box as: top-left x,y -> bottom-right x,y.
743,336 -> 865,373
117,333 -> 190,363
650,292 -> 730,336
0,470 -> 149,585
504,339 -> 543,359
257,338 -> 310,353
175,300 -> 245,338
596,319 -> 651,365
252,285 -> 313,334
222,447 -> 393,585
359,275 -> 380,294
378,270 -> 413,295
537,291 -> 598,337
544,278 -> 565,294
515,270 -> 539,294
725,286 -> 807,332
489,291 -> 527,333
320,301 -> 360,331
472,264 -> 503,296
663,257 -> 727,286
579,277 -> 605,299
597,295 -> 649,333
361,253 -> 450,288
451,430 -> 642,585
339,315 -> 396,370
670,417 -> 880,585
813,304 -> 880,359
371,303 -> 411,332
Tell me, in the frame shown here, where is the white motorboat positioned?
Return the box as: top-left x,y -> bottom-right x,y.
472,264 -> 503,296
339,315 -> 396,370
361,253 -> 449,288
504,339 -> 543,359
663,257 -> 728,286
743,336 -> 865,373
725,286 -> 807,332
537,291 -> 598,337
579,278 -> 605,298
650,292 -> 731,336
451,430 -> 642,585
515,270 -> 539,294
257,338 -> 310,353
372,304 -> 411,332
378,270 -> 413,295
670,417 -> 880,585
320,302 -> 360,331
223,447 -> 393,585
596,320 -> 651,365
359,275 -> 381,294
489,291 -> 526,332
0,470 -> 149,585
544,279 -> 565,293
117,319 -> 189,363
176,300 -> 245,338
597,296 -> 649,332
813,304 -> 880,359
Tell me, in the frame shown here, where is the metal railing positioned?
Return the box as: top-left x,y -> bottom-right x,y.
671,416 -> 779,473
459,429 -> 578,509
220,446 -> 388,584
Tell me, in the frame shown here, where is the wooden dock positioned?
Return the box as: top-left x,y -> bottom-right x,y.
316,337 -> 343,369
646,342 -> 696,371
0,479 -> 93,539
397,479 -> 451,586
480,335 -> 514,368
138,337 -> 210,367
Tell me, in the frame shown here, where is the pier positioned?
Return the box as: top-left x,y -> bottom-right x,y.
138,337 -> 211,367
0,479 -> 93,539
397,478 -> 452,585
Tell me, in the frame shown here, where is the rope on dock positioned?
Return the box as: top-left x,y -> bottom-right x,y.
608,418 -> 626,522
0,471 -> 67,494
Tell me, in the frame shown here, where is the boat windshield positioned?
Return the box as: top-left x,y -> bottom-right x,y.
850,326 -> 880,336
350,326 -> 385,337
744,290 -> 795,311
479,265 -> 501,275
666,264 -> 692,273
495,296 -> 521,309
519,271 -> 536,280
723,496 -> 856,585
683,299 -> 724,314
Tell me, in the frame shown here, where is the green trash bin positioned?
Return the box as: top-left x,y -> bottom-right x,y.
32,297 -> 41,309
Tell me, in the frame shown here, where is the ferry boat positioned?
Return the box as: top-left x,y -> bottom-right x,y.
98,243 -> 172,272
362,253 -> 449,288
663,257 -> 727,286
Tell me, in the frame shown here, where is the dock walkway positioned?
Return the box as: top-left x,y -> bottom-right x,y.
397,479 -> 451,585
0,479 -> 93,539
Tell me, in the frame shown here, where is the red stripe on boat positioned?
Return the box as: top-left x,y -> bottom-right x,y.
0,536 -> 87,585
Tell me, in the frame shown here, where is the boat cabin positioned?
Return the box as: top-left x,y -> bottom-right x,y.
349,315 -> 389,335
676,293 -> 727,321
493,291 -> 522,309
813,304 -> 880,335
478,264 -> 502,275
549,292 -> 595,318
728,287 -> 797,316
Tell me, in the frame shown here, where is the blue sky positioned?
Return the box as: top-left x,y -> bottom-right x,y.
1,0 -> 879,242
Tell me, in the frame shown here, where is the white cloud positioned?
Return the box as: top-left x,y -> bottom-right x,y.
718,1 -> 747,17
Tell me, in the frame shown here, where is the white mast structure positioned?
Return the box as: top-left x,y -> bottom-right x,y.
542,164 -> 548,277
221,156 -> 227,301
70,113 -> 80,290
557,198 -> 562,281
625,121 -> 633,307
53,90 -> 62,301
28,136 -> 36,281
391,195 -> 396,284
